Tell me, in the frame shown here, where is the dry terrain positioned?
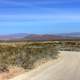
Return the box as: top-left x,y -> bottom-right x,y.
0,40 -> 80,80
0,41 -> 59,80
9,51 -> 80,80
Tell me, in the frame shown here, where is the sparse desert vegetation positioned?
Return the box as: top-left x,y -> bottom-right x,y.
0,41 -> 59,72
0,40 -> 80,80
0,40 -> 80,72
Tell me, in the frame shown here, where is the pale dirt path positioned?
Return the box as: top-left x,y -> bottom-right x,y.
9,51 -> 80,80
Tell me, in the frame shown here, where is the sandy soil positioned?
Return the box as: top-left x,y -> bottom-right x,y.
0,51 -> 63,80
9,51 -> 80,80
0,66 -> 25,80
9,51 -> 63,80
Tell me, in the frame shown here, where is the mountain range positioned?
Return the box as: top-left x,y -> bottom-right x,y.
0,32 -> 80,41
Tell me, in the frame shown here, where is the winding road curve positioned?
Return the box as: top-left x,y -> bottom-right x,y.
9,51 -> 80,80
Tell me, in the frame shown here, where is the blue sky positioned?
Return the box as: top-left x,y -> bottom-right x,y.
0,0 -> 80,34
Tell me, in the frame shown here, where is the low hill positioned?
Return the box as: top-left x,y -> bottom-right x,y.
0,32 -> 80,41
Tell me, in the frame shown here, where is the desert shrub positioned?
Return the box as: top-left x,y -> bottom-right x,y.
0,42 -> 59,70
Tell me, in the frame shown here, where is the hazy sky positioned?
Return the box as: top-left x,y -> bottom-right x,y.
0,0 -> 80,34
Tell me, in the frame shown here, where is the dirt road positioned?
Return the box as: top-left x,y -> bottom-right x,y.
9,51 -> 80,80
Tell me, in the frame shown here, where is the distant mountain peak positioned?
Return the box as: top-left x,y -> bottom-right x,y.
0,32 -> 80,41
